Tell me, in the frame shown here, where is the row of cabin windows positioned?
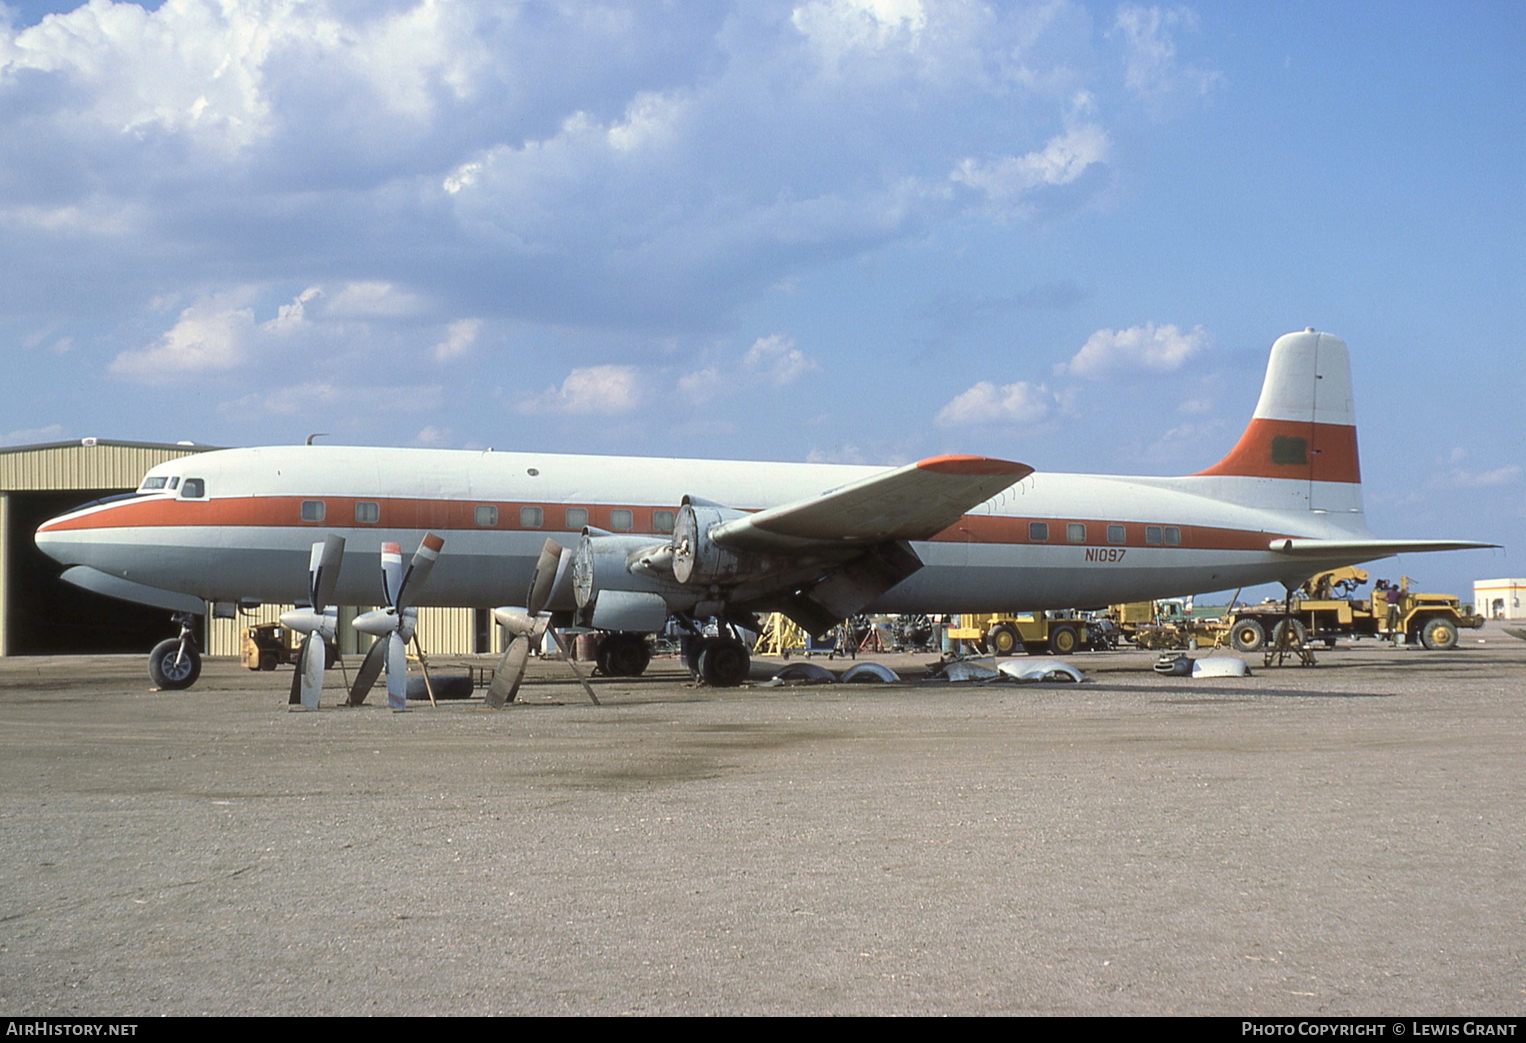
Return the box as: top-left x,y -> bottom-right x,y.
299,500 -> 678,533
1026,521 -> 1182,546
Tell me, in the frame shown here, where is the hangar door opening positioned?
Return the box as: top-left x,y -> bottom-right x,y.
5,491 -> 180,655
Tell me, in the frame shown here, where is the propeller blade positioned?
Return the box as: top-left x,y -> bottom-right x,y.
347,638 -> 387,706
311,534 -> 345,612
526,539 -> 564,616
485,635 -> 531,709
385,631 -> 409,711
380,542 -> 404,608
395,533 -> 444,612
299,632 -> 325,710
288,645 -> 305,705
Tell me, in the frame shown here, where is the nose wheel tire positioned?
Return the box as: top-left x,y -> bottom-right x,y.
148,639 -> 202,690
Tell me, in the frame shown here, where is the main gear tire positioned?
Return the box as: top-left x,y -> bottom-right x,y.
698,639 -> 751,687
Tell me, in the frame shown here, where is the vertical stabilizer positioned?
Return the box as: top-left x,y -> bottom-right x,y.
1194,330 -> 1363,514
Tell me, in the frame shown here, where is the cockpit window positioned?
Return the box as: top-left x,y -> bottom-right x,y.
181,478 -> 205,498
168,477 -> 180,489
140,477 -> 168,490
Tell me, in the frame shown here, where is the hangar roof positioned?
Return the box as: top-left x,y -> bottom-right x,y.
0,439 -> 219,492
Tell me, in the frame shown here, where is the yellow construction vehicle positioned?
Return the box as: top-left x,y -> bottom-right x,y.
1223,571 -> 1483,651
1107,599 -> 1226,650
946,611 -> 1106,656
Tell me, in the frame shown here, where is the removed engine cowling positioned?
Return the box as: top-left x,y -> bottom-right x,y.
672,502 -> 784,586
571,531 -> 691,629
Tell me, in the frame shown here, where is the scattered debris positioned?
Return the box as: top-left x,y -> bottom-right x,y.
927,659 -> 1001,683
997,659 -> 1083,683
771,662 -> 837,685
840,662 -> 900,684
1153,653 -> 1193,677
1191,656 -> 1251,678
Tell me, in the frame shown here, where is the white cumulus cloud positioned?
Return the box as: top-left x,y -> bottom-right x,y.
951,121 -> 1110,218
1056,322 -> 1211,380
431,318 -> 481,362
936,380 -> 1060,427
1112,5 -> 1223,115
110,293 -> 256,382
744,333 -> 819,386
518,365 -> 644,416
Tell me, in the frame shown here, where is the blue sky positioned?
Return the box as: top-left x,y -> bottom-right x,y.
1,1 -> 1520,598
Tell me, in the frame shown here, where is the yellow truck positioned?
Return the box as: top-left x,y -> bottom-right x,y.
947,612 -> 1108,656
1223,571 -> 1483,652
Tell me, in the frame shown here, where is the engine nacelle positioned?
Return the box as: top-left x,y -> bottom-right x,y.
571,532 -> 693,629
672,503 -> 779,586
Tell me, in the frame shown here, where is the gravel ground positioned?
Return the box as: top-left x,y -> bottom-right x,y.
1,626 -> 1522,1015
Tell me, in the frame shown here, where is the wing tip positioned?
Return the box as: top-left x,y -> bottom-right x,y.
915,454 -> 1032,477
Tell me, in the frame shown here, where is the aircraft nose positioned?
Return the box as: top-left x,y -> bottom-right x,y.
35,511 -> 82,565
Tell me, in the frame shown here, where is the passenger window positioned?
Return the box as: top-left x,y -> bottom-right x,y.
1067,523 -> 1086,543
610,509 -> 633,532
1028,521 -> 1049,541
182,478 -> 205,498
565,507 -> 588,530
1107,524 -> 1126,544
355,502 -> 380,524
1164,526 -> 1182,546
653,509 -> 676,533
520,506 -> 543,529
475,505 -> 498,527
1145,526 -> 1162,545
300,500 -> 324,522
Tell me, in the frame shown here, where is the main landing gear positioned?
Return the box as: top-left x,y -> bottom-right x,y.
148,612 -> 202,690
680,619 -> 752,687
595,632 -> 653,678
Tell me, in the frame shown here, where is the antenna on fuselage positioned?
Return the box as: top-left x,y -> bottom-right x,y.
305,433 -> 328,445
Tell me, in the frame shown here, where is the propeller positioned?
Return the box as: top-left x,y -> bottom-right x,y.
485,539 -> 600,708
280,534 -> 346,710
347,534 -> 444,710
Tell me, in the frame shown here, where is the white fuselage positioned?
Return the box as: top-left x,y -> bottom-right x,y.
37,443 -> 1374,614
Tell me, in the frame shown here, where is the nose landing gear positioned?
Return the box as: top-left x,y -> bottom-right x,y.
148,612 -> 203,690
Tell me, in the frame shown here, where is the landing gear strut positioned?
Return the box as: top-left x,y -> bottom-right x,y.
148,612 -> 202,690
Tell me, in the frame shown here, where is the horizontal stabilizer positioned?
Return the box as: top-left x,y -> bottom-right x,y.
713,454 -> 1032,553
60,566 -> 205,614
1269,538 -> 1498,558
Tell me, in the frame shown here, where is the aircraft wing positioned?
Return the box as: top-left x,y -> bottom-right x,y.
1269,538 -> 1498,558
709,454 -> 1033,553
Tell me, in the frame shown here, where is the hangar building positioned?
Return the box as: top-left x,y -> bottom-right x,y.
0,438 -> 493,659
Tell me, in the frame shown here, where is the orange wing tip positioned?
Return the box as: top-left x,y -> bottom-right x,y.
381,542 -> 402,554
421,533 -> 445,552
915,454 -> 1033,477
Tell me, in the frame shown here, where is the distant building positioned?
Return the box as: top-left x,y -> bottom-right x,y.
1473,579 -> 1526,621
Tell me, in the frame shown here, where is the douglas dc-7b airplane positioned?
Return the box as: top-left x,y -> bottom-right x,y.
36,329 -> 1492,707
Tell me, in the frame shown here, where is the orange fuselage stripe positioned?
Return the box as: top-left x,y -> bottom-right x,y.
40,495 -> 1291,552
